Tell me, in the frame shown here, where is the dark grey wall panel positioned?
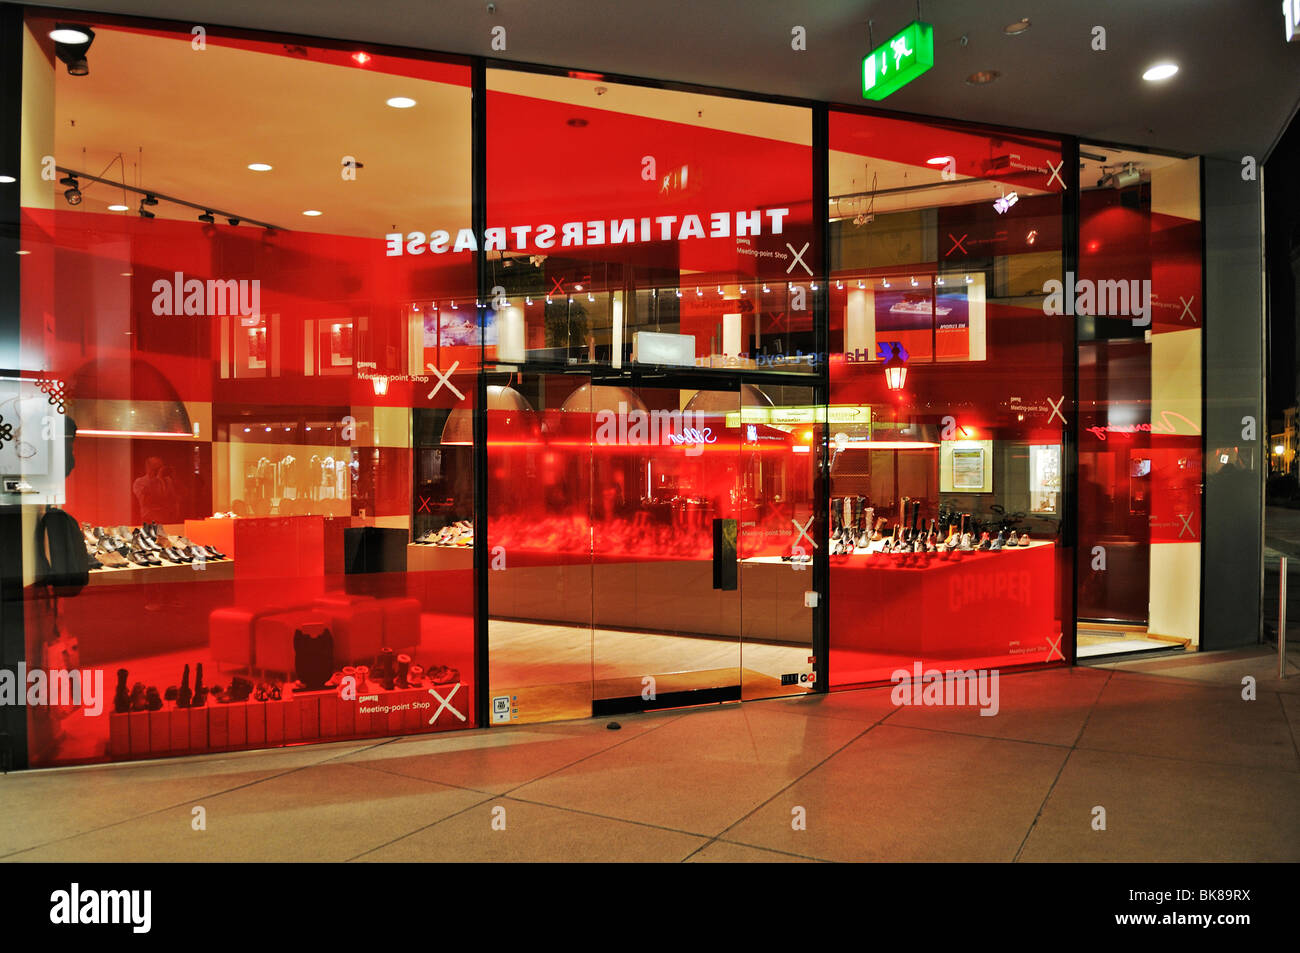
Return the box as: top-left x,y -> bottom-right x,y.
1203,156 -> 1266,649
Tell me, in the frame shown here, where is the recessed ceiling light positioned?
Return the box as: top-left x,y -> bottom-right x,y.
120,271 -> 133,276
16,250 -> 31,255
49,26 -> 92,44
108,203 -> 128,211
966,70 -> 1000,86
0,175 -> 15,184
386,96 -> 416,108
247,162 -> 272,172
925,156 -> 952,165
302,209 -> 322,216
1003,18 -> 1031,35
1142,62 -> 1178,81
566,117 -> 589,127
352,52 -> 371,65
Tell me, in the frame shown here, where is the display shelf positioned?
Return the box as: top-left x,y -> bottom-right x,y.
87,559 -> 235,585
108,682 -> 472,759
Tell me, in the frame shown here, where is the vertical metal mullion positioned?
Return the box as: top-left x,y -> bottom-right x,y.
471,57 -> 489,729
812,102 -> 830,693
0,4 -> 27,770
1063,135 -> 1081,665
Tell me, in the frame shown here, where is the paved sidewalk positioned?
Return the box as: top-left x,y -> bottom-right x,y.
2,647 -> 1296,862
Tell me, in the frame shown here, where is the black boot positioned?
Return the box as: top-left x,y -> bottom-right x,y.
394,654 -> 411,689
192,663 -> 207,707
145,686 -> 163,711
114,669 -> 130,714
177,664 -> 192,709
129,681 -> 148,712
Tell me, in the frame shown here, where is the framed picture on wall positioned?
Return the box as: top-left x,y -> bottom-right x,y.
940,439 -> 993,493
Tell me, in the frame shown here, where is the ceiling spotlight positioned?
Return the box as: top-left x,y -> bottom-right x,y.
925,155 -> 953,165
107,203 -> 128,211
247,162 -> 272,172
1003,18 -> 1031,35
965,70 -> 1000,86
1142,62 -> 1178,81
302,209 -> 322,216
138,201 -> 155,219
227,217 -> 240,226
60,176 -> 81,205
386,96 -> 417,108
49,24 -> 92,44
51,24 -> 94,75
352,51 -> 371,65
0,175 -> 15,184
566,117 -> 589,128
198,210 -> 215,224
142,194 -> 158,206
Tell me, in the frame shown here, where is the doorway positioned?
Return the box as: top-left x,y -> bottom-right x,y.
484,370 -> 818,725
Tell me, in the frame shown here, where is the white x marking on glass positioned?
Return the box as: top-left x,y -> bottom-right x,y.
785,241 -> 813,275
428,683 -> 467,724
426,361 -> 465,401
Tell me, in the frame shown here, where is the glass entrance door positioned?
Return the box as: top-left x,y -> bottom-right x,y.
484,371 -> 819,726
589,380 -> 744,713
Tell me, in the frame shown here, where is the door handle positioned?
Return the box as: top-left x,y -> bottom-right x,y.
712,518 -> 737,591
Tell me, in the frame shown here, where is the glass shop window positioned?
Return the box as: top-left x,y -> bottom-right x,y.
15,14 -> 478,766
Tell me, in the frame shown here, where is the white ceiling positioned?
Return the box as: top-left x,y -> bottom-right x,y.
28,0 -> 1300,161
49,26 -> 472,237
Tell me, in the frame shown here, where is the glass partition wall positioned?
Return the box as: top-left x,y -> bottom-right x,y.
825,109 -> 1074,687
16,15 -> 478,766
4,7 -> 1208,769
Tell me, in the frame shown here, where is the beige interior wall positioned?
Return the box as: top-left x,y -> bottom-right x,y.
1146,155 -> 1202,645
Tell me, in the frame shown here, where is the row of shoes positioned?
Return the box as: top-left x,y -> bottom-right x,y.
415,520 -> 474,547
833,528 -> 1033,557
112,665 -> 270,713
84,522 -> 227,570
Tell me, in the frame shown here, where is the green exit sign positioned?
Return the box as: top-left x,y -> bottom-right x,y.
862,21 -> 934,100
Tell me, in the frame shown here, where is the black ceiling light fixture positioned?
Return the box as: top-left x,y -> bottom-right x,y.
137,199 -> 154,219
198,210 -> 215,224
59,174 -> 81,205
226,217 -> 240,226
50,23 -> 95,76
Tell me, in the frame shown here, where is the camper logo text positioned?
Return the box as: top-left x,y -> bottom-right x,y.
50,883 -> 152,933
152,272 -> 260,317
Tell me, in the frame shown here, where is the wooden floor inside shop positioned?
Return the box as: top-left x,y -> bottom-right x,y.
487,619 -> 814,724
1076,621 -> 1190,659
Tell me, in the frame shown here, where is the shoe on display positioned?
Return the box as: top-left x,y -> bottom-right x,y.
145,686 -> 163,711
959,532 -> 974,552
1004,531 -> 1019,547
193,663 -> 207,707
991,531 -> 1005,551
978,532 -> 991,551
1019,533 -> 1031,546
177,664 -> 192,709
129,681 -> 148,712
114,669 -> 130,714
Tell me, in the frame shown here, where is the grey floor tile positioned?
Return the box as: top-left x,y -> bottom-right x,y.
883,667 -> 1109,746
1018,748 -> 1300,862
357,797 -> 705,862
685,839 -> 821,862
6,762 -> 486,863
0,740 -> 380,857
723,725 -> 1067,862
1078,673 -> 1299,772
336,711 -> 681,794
509,703 -> 866,836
